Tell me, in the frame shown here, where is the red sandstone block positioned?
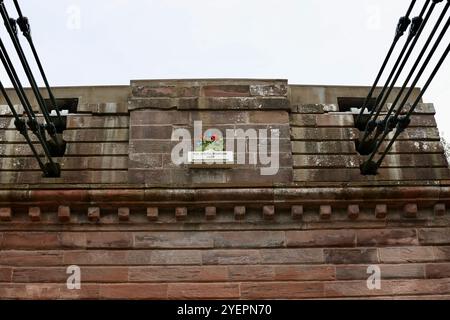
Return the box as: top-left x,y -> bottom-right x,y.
58,206 -> 71,223
434,247 -> 450,261
404,203 -> 418,218
260,249 -> 325,264
291,206 -> 304,220
249,111 -> 289,124
213,231 -> 286,249
250,84 -> 288,97
0,251 -> 64,266
2,232 -> 60,250
0,267 -> 12,282
320,205 -> 332,220
348,205 -> 360,220
129,266 -> 229,282
99,284 -> 168,300
356,229 -> 418,247
203,85 -> 250,97
426,263 -> 450,279
175,207 -> 188,221
273,265 -> 335,281
435,204 -> 446,216
147,208 -> 159,221
241,282 -> 324,299
324,279 -> 450,298
0,208 -> 12,222
130,125 -> 173,140
202,250 -> 262,265
324,249 -> 379,264
118,208 -> 130,222
375,204 -> 388,219
263,206 -> 275,220
379,247 -> 435,263
418,228 -> 450,245
205,207 -> 217,220
59,232 -> 87,249
28,207 -> 41,222
336,264 -> 425,280
88,207 -> 100,222
243,265 -> 335,282
86,232 -> 133,249
234,206 -> 246,220
134,232 -> 213,249
167,283 -> 240,299
286,230 -> 356,248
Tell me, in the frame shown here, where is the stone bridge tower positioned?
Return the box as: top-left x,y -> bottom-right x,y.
0,79 -> 449,299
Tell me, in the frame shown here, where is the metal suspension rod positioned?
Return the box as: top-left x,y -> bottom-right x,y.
0,36 -> 35,122
372,1 -> 438,125
0,36 -> 59,176
0,79 -> 47,172
382,0 -> 449,123
375,39 -> 450,169
12,0 -> 63,124
361,16 -> 450,174
359,0 -> 431,142
356,0 -> 417,127
0,0 -> 56,137
358,0 -> 441,151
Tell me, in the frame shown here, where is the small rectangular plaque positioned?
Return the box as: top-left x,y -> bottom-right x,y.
188,151 -> 234,164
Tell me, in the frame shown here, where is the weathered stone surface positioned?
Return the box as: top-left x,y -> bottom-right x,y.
58,206 -> 70,223
348,205 -> 360,220
29,207 -> 41,222
375,204 -> 388,219
205,207 -> 217,220
147,208 -> 159,221
291,206 -> 304,220
320,206 -> 332,220
118,208 -> 130,222
0,208 -> 12,222
404,203 -> 418,218
88,207 -> 101,222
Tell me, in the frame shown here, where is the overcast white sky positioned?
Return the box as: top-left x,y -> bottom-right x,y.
0,0 -> 449,138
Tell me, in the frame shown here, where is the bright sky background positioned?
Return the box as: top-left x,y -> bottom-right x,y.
0,0 -> 449,139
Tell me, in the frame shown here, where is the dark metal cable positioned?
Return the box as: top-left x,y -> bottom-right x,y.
12,0 -> 63,124
0,36 -> 35,122
356,0 -> 417,127
361,14 -> 450,174
0,79 -> 47,172
0,36 -> 59,176
371,1 -> 438,125
359,0 -> 431,143
383,0 -> 449,122
358,0 -> 442,151
375,39 -> 450,169
0,0 -> 57,138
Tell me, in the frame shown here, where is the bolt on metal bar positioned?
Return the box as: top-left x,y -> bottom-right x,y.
356,0 -> 417,127
12,0 -> 63,124
361,14 -> 450,175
